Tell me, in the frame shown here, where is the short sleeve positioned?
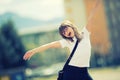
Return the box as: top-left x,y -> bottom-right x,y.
59,39 -> 69,48
81,27 -> 90,38
81,27 -> 90,34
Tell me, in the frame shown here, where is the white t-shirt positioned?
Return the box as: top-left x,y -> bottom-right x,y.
59,27 -> 91,67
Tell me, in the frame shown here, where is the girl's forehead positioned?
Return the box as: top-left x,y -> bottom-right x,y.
62,26 -> 68,32
60,26 -> 67,31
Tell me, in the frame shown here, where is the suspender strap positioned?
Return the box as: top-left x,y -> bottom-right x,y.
63,40 -> 79,70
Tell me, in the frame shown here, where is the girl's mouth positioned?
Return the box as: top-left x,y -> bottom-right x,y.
68,32 -> 71,36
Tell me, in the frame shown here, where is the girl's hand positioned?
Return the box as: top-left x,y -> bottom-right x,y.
23,50 -> 35,60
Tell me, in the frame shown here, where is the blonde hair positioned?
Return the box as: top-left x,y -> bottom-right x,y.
59,20 -> 82,42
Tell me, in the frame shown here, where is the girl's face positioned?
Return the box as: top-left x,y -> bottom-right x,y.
62,27 -> 75,38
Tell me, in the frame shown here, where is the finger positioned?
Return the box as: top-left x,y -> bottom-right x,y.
23,56 -> 27,60
24,54 -> 31,60
23,55 -> 29,60
23,54 -> 27,60
23,52 -> 30,60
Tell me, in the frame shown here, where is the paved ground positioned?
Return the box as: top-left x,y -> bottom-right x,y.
89,67 -> 120,80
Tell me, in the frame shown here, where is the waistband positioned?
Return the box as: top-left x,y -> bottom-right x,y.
65,65 -> 88,73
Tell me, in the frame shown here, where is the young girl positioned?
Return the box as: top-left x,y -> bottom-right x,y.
23,20 -> 93,80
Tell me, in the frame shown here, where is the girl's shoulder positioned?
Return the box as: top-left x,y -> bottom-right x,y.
59,39 -> 70,48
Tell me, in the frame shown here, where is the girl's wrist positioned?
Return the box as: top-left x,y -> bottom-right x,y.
31,49 -> 37,54
33,48 -> 39,53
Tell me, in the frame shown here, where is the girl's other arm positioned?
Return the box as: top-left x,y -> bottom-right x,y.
81,0 -> 100,32
23,41 -> 62,60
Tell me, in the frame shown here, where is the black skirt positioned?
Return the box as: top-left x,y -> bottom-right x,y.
63,65 -> 93,80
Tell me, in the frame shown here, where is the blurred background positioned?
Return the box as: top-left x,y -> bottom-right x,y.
0,0 -> 120,80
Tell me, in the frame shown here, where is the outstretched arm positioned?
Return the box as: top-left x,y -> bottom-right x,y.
23,41 -> 62,60
83,0 -> 100,31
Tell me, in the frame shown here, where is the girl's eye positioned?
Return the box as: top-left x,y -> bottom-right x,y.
65,28 -> 68,31
62,27 -> 68,35
64,28 -> 68,32
62,31 -> 65,35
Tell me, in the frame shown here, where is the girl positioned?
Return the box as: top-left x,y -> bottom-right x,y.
23,20 -> 93,80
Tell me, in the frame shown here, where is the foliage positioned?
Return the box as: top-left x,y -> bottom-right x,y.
21,30 -> 68,68
0,20 -> 27,70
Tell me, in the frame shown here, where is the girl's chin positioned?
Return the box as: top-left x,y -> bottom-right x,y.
66,35 -> 74,38
69,36 -> 74,38
71,35 -> 75,38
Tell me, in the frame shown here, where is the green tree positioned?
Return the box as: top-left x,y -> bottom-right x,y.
0,20 -> 27,69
